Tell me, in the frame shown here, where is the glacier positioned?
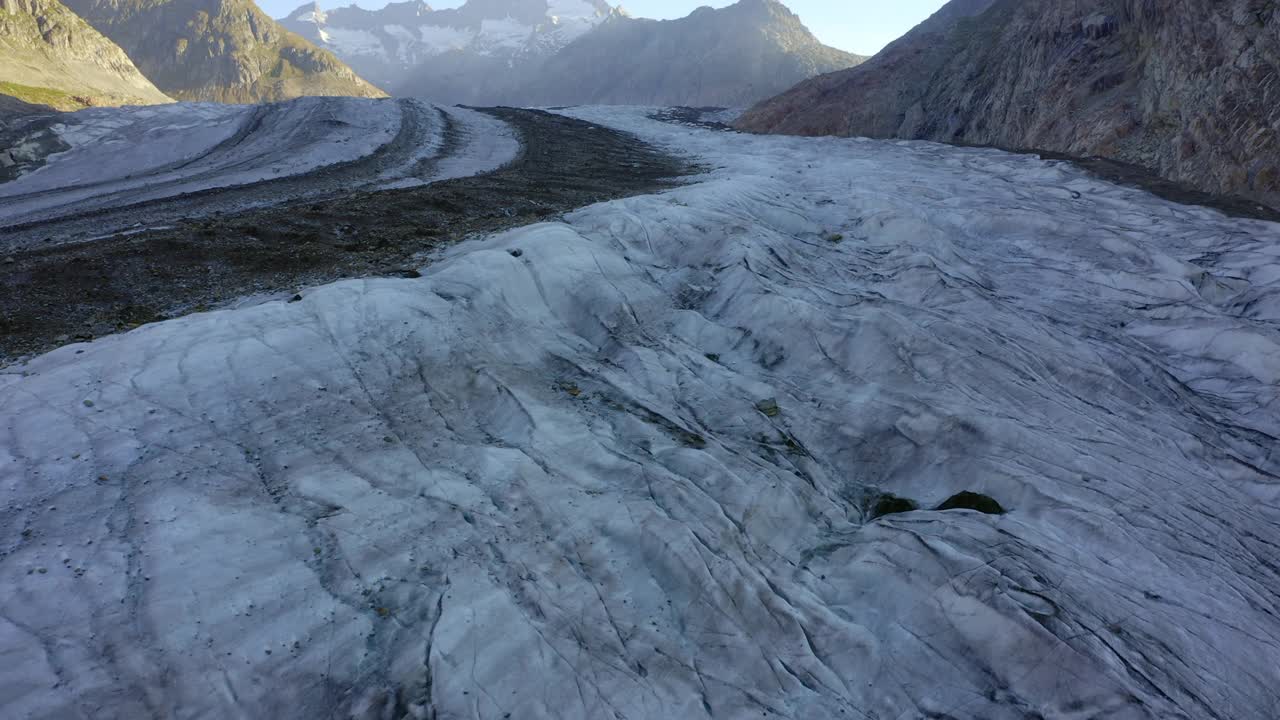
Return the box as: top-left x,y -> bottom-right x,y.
2,107 -> 1279,719
0,97 -> 518,242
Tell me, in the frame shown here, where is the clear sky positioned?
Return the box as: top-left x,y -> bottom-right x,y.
261,0 -> 950,56
618,1 -> 949,55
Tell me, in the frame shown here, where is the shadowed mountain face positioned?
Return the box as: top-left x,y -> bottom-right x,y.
58,0 -> 385,102
281,0 -> 864,106
0,0 -> 170,110
738,0 -> 1280,210
511,0 -> 865,107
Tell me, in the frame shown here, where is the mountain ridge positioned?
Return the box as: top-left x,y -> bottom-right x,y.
59,0 -> 386,103
0,0 -> 171,110
280,0 -> 616,89
509,0 -> 864,106
281,0 -> 863,106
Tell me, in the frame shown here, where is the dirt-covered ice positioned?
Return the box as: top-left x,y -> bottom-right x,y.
2,107 -> 1279,719
0,107 -> 682,362
0,98 -> 399,225
0,96 -> 518,246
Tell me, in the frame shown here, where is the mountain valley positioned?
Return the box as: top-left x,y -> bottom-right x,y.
738,0 -> 1280,210
3,2 -> 1280,718
282,0 -> 864,106
0,0 -> 170,110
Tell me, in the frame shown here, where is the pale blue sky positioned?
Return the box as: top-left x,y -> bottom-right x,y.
620,1 -> 948,55
262,0 -> 949,56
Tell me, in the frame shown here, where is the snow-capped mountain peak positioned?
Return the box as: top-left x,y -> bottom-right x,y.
280,0 -> 860,108
280,0 -> 614,88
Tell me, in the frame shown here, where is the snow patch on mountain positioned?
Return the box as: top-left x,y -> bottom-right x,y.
321,26 -> 385,56
279,0 -> 614,87
0,98 -> 400,223
546,0 -> 609,40
474,16 -> 536,53
412,23 -> 475,54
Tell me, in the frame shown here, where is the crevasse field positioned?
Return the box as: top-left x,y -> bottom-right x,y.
3,107 -> 1279,719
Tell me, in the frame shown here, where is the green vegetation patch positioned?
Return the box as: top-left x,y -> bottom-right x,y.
0,81 -> 85,111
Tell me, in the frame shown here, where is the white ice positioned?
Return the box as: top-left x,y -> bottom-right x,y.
545,0 -> 609,44
0,97 -> 520,238
1,102 -> 250,195
378,105 -> 519,190
0,97 -> 400,226
2,107 -> 1278,719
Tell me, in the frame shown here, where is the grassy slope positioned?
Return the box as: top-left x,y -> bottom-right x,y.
0,0 -> 171,109
59,0 -> 386,103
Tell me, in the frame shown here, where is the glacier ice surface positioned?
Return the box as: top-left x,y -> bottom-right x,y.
2,107 -> 1279,719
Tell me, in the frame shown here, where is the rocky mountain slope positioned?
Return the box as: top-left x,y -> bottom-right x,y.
738,0 -> 1280,210
515,0 -> 864,106
283,0 -> 863,106
0,0 -> 170,110
59,0 -> 384,102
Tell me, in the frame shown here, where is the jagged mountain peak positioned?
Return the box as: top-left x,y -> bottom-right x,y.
286,0 -> 435,24
284,0 -> 862,106
289,0 -> 616,27
500,0 -> 863,107
671,0 -> 834,52
712,0 -> 789,14
279,0 -> 618,89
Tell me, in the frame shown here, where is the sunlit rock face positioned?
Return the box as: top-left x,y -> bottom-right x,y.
59,0 -> 385,102
0,0 -> 170,110
3,107 -> 1279,719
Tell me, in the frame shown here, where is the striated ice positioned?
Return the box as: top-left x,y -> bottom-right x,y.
1,107 -> 1278,718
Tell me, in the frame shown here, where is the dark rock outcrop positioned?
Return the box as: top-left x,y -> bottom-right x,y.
738,0 -> 1280,209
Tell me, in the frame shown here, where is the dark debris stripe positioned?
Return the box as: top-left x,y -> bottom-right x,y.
0,108 -> 698,364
